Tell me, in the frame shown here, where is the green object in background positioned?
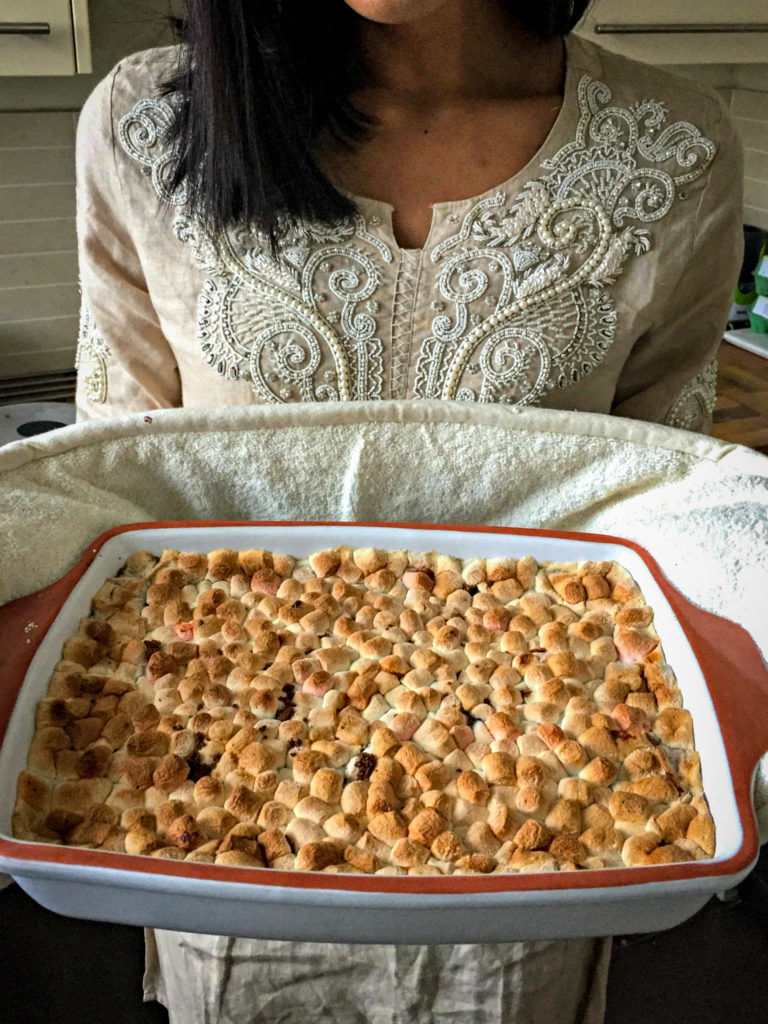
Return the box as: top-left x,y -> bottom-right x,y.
744,237 -> 768,331
729,227 -> 764,327
730,283 -> 756,326
749,296 -> 768,333
734,282 -> 756,304
755,250 -> 768,298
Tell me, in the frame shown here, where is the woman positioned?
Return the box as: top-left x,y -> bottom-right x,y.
75,0 -> 742,433
72,2 -> 742,1021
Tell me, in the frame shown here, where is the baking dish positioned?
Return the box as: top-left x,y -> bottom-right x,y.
0,520 -> 766,943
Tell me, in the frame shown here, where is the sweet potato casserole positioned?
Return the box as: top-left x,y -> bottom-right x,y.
13,545 -> 715,875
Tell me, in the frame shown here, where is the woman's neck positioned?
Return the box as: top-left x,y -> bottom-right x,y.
320,1 -> 568,247
352,0 -> 565,108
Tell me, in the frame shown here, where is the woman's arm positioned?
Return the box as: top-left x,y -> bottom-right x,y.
610,109 -> 744,433
75,67 -> 182,421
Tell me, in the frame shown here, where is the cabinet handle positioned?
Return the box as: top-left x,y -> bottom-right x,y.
595,23 -> 768,34
0,22 -> 51,35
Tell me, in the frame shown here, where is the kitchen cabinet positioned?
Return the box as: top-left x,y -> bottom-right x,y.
0,0 -> 91,75
576,0 -> 768,64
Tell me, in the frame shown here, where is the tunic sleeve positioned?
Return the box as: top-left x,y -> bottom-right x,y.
74,65 -> 182,421
609,109 -> 744,434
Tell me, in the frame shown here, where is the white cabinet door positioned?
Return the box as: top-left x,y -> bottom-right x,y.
0,0 -> 91,75
577,0 -> 768,63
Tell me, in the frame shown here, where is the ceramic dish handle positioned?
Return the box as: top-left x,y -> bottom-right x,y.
660,581 -> 768,836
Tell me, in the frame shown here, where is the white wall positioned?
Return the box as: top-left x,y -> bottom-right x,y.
666,63 -> 768,230
0,1 -> 178,377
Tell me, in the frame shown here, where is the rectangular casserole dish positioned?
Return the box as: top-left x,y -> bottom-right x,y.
0,520 -> 766,943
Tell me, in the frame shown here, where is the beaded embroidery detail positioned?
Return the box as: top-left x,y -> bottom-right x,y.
75,300 -> 110,404
414,77 -> 716,403
665,358 -> 718,431
120,89 -> 391,403
182,215 -> 391,402
118,74 -> 716,405
117,95 -> 188,206
390,250 -> 421,399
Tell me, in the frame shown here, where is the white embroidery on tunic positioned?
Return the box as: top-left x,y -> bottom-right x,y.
665,358 -> 718,432
75,300 -> 110,404
186,217 -> 391,403
117,95 -> 188,206
390,250 -> 422,399
118,75 -> 716,406
414,77 -> 716,403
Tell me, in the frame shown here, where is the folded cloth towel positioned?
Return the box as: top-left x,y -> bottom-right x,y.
144,928 -> 612,1024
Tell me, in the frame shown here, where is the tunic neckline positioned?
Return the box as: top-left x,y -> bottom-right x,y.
342,34 -> 581,254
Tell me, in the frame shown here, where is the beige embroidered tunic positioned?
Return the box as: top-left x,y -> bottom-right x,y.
75,36 -> 743,432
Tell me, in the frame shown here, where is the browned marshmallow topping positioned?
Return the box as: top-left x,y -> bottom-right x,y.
13,546 -> 715,875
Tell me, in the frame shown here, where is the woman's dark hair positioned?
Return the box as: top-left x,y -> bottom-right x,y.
164,1 -> 591,246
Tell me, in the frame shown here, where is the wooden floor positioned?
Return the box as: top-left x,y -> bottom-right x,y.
712,341 -> 768,455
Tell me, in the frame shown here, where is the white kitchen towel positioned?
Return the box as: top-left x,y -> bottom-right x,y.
145,928 -> 612,1024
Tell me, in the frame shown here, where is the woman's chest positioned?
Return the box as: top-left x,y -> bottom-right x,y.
319,95 -> 563,250
143,193 -> 648,413
122,72 -> 715,410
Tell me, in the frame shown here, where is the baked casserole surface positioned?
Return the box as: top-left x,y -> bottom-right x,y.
13,545 -> 715,874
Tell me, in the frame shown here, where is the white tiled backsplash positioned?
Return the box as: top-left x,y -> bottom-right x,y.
1,77 -> 768,380
731,89 -> 768,231
0,111 -> 79,378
